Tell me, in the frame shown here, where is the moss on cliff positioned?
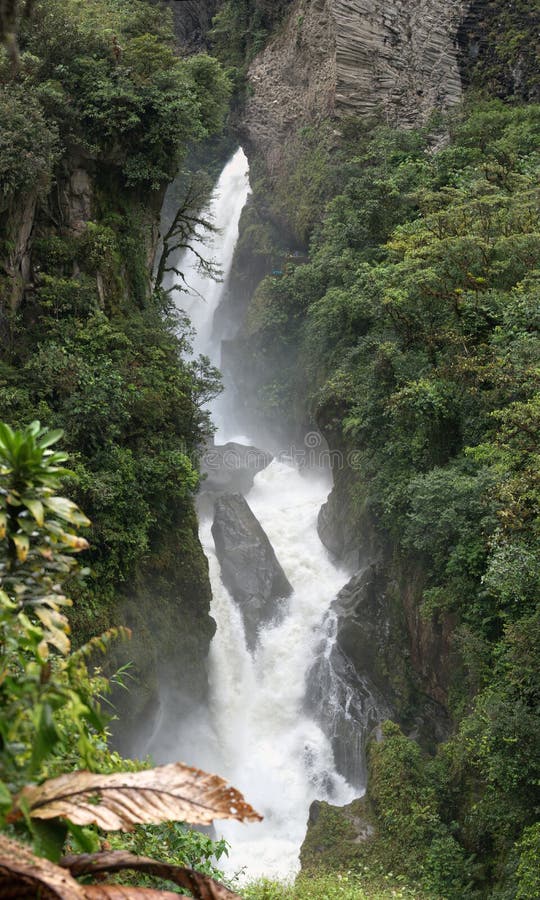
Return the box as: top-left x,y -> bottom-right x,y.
0,0 -> 231,744
225,86 -> 540,894
458,0 -> 540,102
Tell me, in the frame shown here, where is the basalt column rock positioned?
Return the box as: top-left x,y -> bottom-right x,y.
200,442 -> 273,498
212,493 -> 293,650
242,0 -> 467,177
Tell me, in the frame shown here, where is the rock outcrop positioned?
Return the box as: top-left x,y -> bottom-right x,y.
315,561 -> 451,760
212,493 -> 293,650
300,797 -> 376,872
306,624 -> 390,787
164,0 -> 218,49
242,0 -> 466,173
200,441 -> 273,497
2,193 -> 36,309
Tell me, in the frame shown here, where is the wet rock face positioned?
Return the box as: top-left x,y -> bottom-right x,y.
332,567 -> 399,702
212,493 -> 293,650
163,0 -> 218,49
242,0 -> 466,173
324,564 -> 451,754
306,634 -> 390,788
305,566 -> 399,787
200,441 -> 273,498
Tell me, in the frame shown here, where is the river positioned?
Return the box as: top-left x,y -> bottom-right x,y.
152,148 -> 357,881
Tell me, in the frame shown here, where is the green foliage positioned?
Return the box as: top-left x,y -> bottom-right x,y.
0,1 -> 225,709
8,0 -> 230,189
210,0 -> 292,71
242,871 -> 425,899
367,723 -> 472,898
458,0 -> 540,101
242,99 -> 540,895
0,422 -> 106,808
0,421 -> 240,887
1,293 -> 220,626
109,822 -> 230,885
516,824 -> 540,900
0,83 -> 58,209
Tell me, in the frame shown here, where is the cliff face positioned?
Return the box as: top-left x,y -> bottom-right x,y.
163,0 -> 218,50
227,0 -> 471,739
333,0 -> 465,121
242,0 -> 465,171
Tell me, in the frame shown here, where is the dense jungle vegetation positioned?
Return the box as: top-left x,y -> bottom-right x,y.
201,4 -> 540,898
0,2 -> 243,894
1,0 -> 539,897
241,85 -> 540,900
0,0 -> 230,642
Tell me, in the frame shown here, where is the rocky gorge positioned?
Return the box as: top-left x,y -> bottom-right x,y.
165,1 -> 540,891
1,0 -> 538,895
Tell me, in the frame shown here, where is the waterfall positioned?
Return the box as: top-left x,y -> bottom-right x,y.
167,149 -> 252,362
152,148 -> 361,881
204,463 -> 356,879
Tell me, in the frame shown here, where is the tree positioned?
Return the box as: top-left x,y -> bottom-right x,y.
154,174 -> 221,296
0,421 -> 260,898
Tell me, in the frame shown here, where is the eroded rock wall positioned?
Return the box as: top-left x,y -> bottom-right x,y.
163,0 -> 218,50
242,0 -> 466,171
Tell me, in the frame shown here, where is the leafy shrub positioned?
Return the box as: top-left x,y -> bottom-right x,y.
0,83 -> 58,205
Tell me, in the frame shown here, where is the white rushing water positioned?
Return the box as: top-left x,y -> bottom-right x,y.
203,463 -> 355,879
173,149 -> 252,361
160,148 -> 357,880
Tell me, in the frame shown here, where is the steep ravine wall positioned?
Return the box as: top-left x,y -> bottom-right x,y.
219,0 -> 472,753
0,139 -> 215,761
241,0 -> 466,175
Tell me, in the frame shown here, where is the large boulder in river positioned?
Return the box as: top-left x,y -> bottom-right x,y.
212,493 -> 292,650
200,442 -> 273,498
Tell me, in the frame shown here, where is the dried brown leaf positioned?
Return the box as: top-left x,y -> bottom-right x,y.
0,833 -> 86,899
83,888 -> 181,899
15,762 -> 262,831
63,852 -> 242,899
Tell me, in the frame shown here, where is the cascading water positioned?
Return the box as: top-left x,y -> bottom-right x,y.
204,464 -> 356,878
168,150 -> 252,362
152,148 -> 361,880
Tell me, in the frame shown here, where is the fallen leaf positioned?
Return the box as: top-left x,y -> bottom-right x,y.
15,762 -> 263,830
63,851 -> 242,899
0,833 -> 86,898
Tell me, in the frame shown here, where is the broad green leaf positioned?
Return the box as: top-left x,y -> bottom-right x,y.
37,429 -> 64,450
0,590 -> 16,610
64,821 -> 100,854
31,703 -> 60,772
0,421 -> 15,447
0,781 -> 12,810
28,818 -> 68,863
44,496 -> 90,527
23,497 -> 44,526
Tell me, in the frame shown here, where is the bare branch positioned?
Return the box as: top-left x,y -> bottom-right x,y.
154,174 -> 222,295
